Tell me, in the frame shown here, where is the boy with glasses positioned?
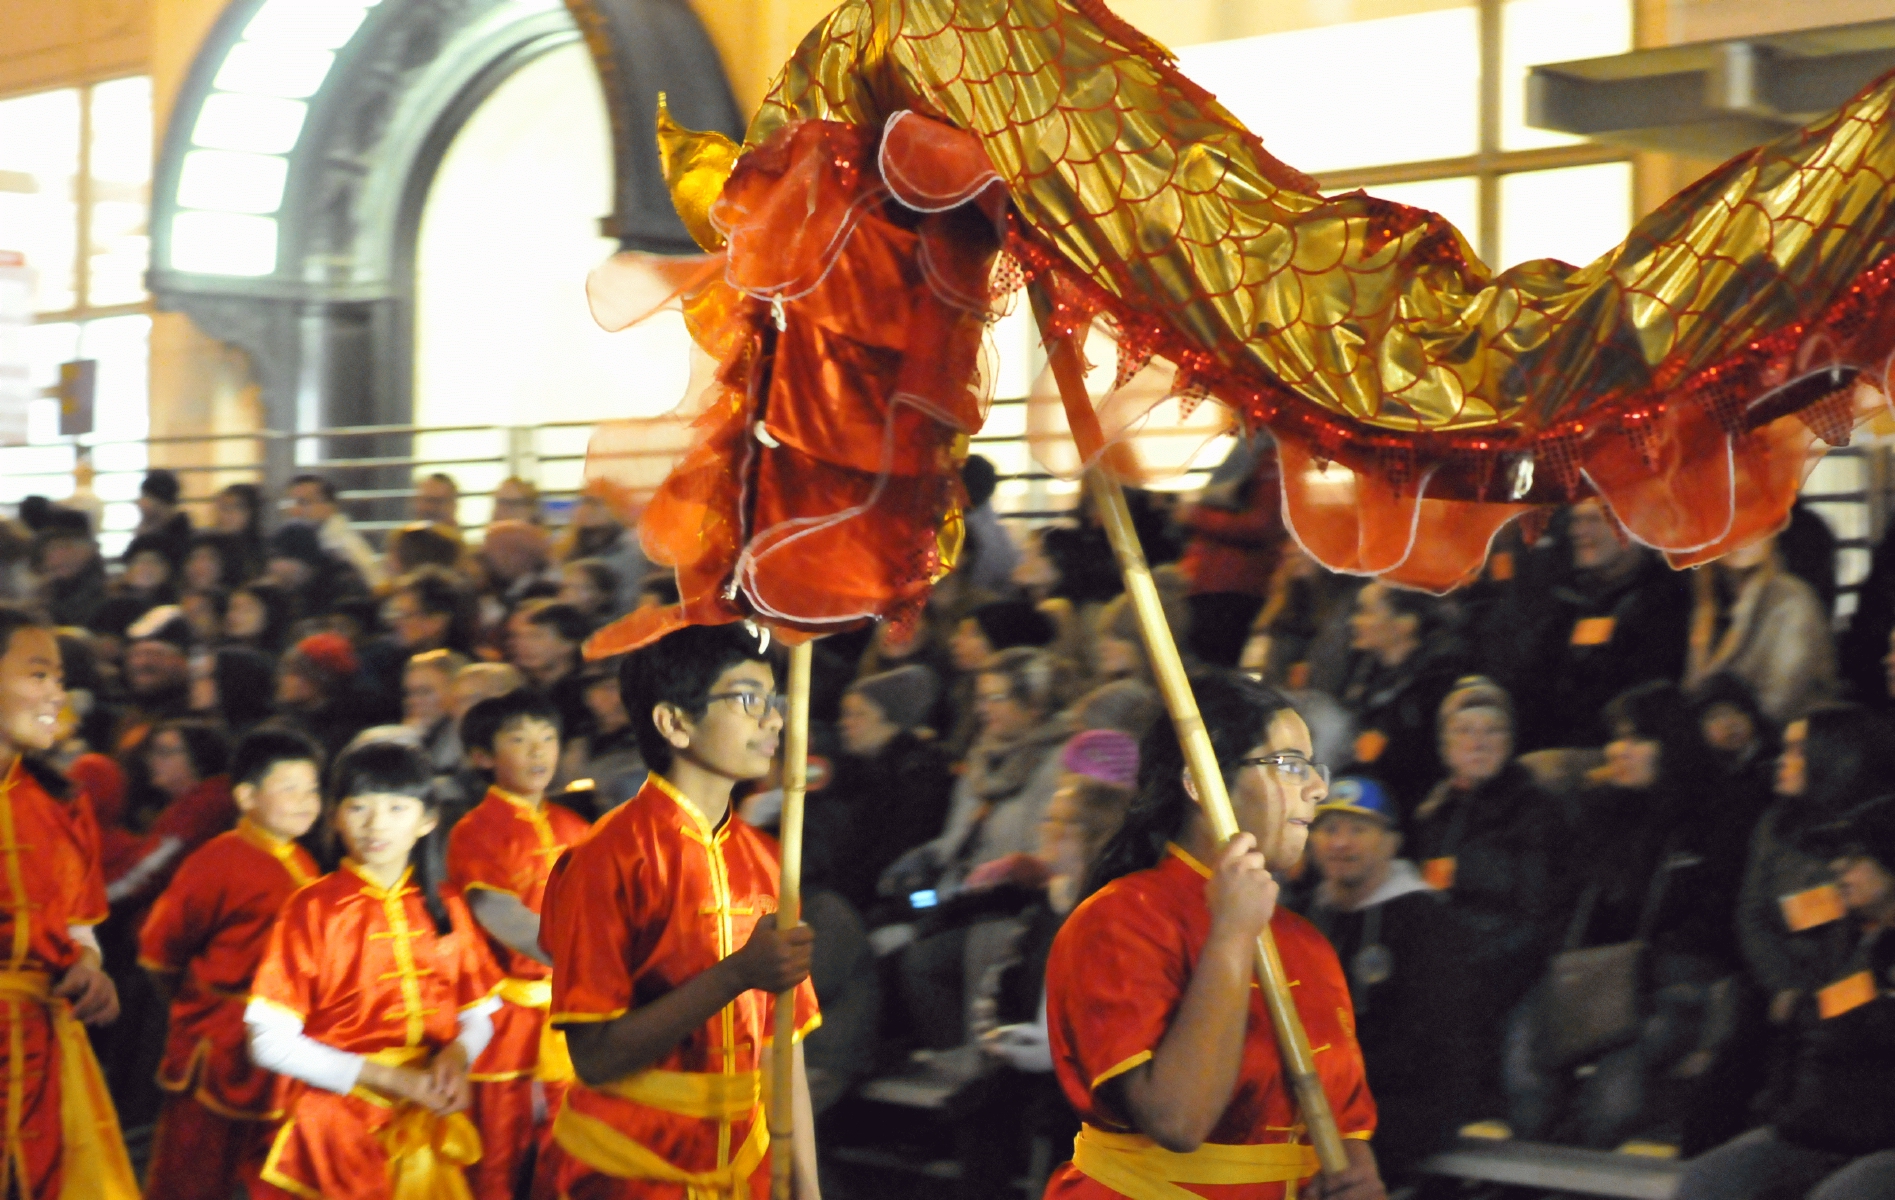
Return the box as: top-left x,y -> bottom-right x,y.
538,624 -> 821,1198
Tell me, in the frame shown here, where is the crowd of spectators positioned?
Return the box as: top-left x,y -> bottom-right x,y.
4,438 -> 1895,1200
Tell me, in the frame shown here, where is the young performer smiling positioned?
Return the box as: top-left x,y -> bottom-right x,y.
140,729 -> 324,1200
0,604 -> 136,1199
246,739 -> 500,1199
448,691 -> 590,1199
538,624 -> 821,1199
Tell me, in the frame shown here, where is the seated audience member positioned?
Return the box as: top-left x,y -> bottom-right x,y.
555,493 -> 650,614
283,472 -> 385,589
1069,677 -> 1162,740
31,509 -> 109,629
957,729 -> 1138,1200
1676,798 -> 1895,1200
411,471 -> 461,528
264,522 -> 367,618
210,483 -> 268,581
404,649 -> 469,776
477,519 -> 553,617
559,660 -> 644,811
1515,681 -> 1760,1147
1239,549 -> 1362,692
491,475 -> 542,525
109,719 -> 236,910
360,566 -> 478,723
119,609 -> 197,739
857,610 -> 958,731
385,522 -> 465,577
1408,677 -> 1558,1106
275,633 -> 368,762
1339,582 -> 1466,816
133,469 -> 194,566
507,600 -> 592,739
1091,568 -> 1193,689
1497,499 -> 1692,751
889,647 -> 1072,1049
190,646 -> 278,738
94,534 -> 179,636
1299,776 -> 1477,1186
183,532 -> 251,593
1739,705 -> 1895,1027
178,586 -> 227,648
805,665 -> 954,919
224,580 -> 298,655
558,558 -> 621,627
1685,535 -> 1838,725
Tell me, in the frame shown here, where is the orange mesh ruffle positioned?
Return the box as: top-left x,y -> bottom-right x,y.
582,117 -> 1005,656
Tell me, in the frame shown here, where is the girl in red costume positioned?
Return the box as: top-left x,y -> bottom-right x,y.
1044,670 -> 1383,1199
246,739 -> 499,1199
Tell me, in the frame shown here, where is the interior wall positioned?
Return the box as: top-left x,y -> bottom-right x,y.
0,0 -> 147,96
411,40 -> 693,524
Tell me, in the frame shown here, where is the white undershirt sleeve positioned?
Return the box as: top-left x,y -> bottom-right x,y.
67,924 -> 101,965
244,1000 -> 365,1096
455,995 -> 501,1065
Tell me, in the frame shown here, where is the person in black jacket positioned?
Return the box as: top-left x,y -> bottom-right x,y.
805,665 -> 954,920
1677,797 -> 1895,1200
1497,500 -> 1693,752
1339,582 -> 1466,818
1299,775 -> 1478,1186
1408,677 -> 1560,1118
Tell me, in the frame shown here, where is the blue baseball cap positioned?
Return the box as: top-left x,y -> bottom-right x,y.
1314,776 -> 1398,828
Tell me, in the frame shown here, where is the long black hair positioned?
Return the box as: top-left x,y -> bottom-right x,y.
329,737 -> 454,935
1796,703 -> 1895,834
1084,669 -> 1299,898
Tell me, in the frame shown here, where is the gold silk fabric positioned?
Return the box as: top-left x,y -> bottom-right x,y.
737,0 -> 1895,587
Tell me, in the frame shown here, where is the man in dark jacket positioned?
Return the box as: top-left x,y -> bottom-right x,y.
1676,798 -> 1895,1199
1300,776 -> 1479,1185
131,470 -> 193,567
807,665 -> 955,919
1497,500 -> 1692,751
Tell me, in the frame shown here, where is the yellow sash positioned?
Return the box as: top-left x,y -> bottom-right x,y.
496,976 -> 575,1084
0,971 -> 138,1200
552,1068 -> 768,1200
363,1047 -> 484,1200
1070,1125 -> 1320,1200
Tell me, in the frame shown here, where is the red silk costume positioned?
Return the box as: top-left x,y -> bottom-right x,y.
1044,844 -> 1377,1199
0,758 -> 136,1200
446,787 -> 589,1200
249,863 -> 497,1200
136,819 -> 317,1200
538,775 -> 820,1199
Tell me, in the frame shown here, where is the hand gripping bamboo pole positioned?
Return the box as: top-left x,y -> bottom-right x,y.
1031,293 -> 1349,1177
770,640 -> 814,1200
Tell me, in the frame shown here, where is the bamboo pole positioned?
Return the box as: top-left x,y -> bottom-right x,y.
770,640 -> 814,1200
1031,293 -> 1350,1176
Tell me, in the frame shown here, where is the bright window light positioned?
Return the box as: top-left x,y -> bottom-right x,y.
176,149 -> 289,214
1179,5 -> 1480,174
1498,161 -> 1633,269
192,93 -> 308,154
170,211 -> 279,276
212,43 -> 336,98
242,0 -> 373,51
1503,0 -> 1633,151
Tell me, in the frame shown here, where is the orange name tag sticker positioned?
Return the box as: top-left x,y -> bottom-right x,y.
1779,885 -> 1847,933
1353,729 -> 1389,764
1570,617 -> 1617,647
1818,971 -> 1878,1019
1421,857 -> 1458,890
1489,552 -> 1515,582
